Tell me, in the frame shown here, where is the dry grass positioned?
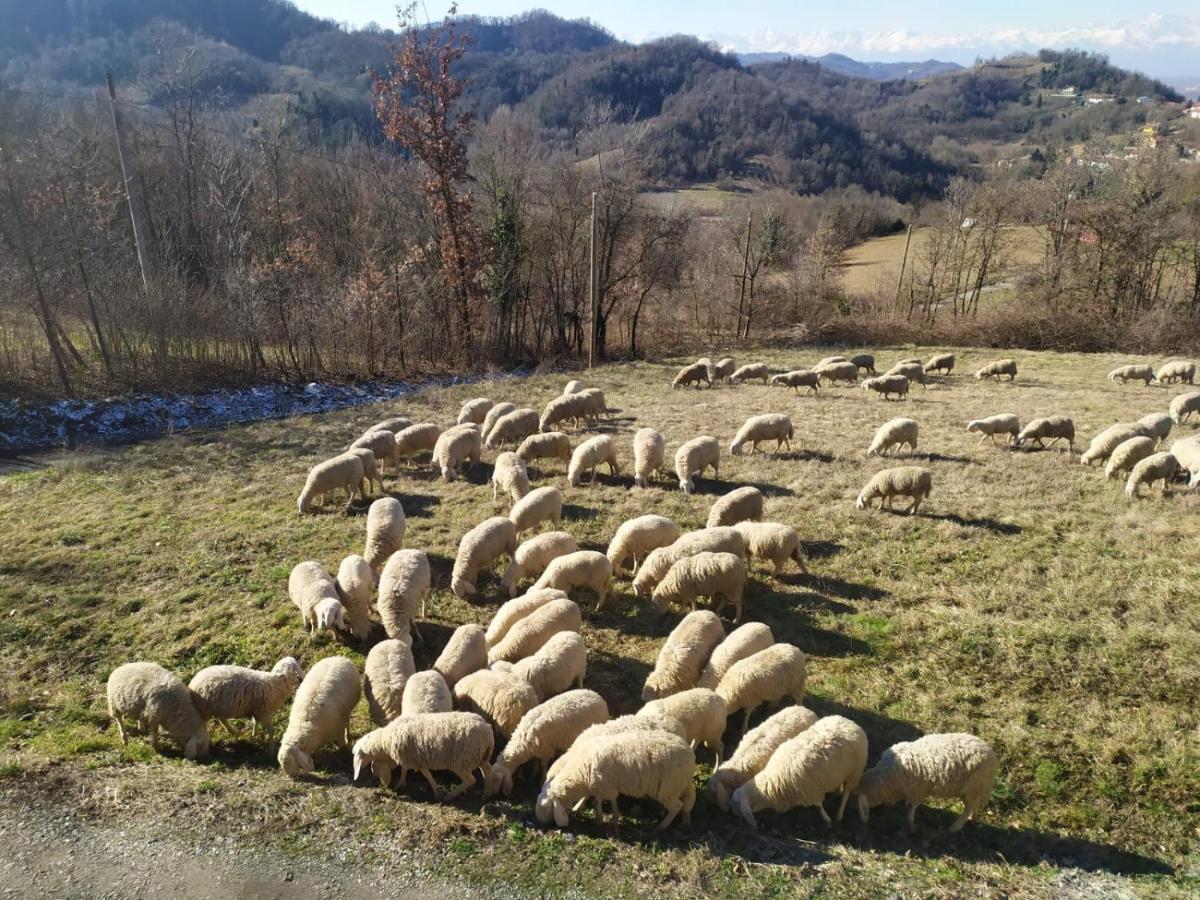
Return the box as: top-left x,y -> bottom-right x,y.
1,345 -> 1198,897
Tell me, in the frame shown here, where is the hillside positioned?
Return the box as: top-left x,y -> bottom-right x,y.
741,51 -> 963,81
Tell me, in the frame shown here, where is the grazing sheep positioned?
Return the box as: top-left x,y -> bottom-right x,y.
770,370 -> 821,395
485,588 -> 570,648
513,631 -> 587,701
652,551 -> 747,620
707,486 -> 764,529
1105,436 -> 1156,480
394,423 -> 442,465
675,436 -> 720,493
867,418 -> 918,457
106,662 -> 209,760
975,359 -> 1018,381
849,353 -> 877,375
730,414 -> 793,456
510,486 -> 564,535
608,515 -> 681,574
350,429 -> 399,473
563,380 -> 584,395
632,428 -> 667,488
492,451 -> 531,505
486,408 -> 539,450
1108,364 -> 1155,386
377,549 -> 431,641
895,357 -> 923,366
516,432 -> 572,470
532,551 -> 613,611
815,355 -> 847,369
370,416 -> 413,433
575,388 -> 608,424
924,353 -> 955,375
480,402 -> 517,444
568,435 -> 620,487
732,522 -> 808,575
862,375 -> 910,400
363,497 -> 406,573
501,533 -> 578,596
457,397 -> 494,426
966,414 -> 1020,447
277,656 -> 361,777
730,715 -> 868,828
433,424 -> 482,481
639,688 -> 727,764
488,597 -> 583,664
539,393 -> 587,433
710,706 -> 819,811
432,624 -> 488,689
288,561 -> 346,635
632,528 -> 745,598
716,643 -> 807,734
1171,435 -> 1200,487
730,363 -> 770,385
642,610 -> 726,701
486,689 -> 609,796
363,639 -> 415,726
1125,452 -> 1180,498
453,669 -> 540,739
297,453 -> 364,513
347,448 -> 383,496
1015,416 -> 1076,452
1080,423 -> 1154,467
1169,391 -> 1200,424
698,622 -> 775,691
400,671 -> 452,717
672,361 -> 712,390
855,466 -> 933,515
713,358 -> 737,382
451,517 -> 518,598
352,711 -> 494,800
856,733 -> 998,833
189,658 -> 304,741
1155,360 -> 1196,385
814,361 -> 859,385
883,362 -> 926,388
335,554 -> 375,641
1137,412 -> 1173,446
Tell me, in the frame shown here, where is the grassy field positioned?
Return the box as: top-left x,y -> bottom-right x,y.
1,346 -> 1198,897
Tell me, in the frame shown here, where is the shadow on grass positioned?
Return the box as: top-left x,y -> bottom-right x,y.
924,512 -> 1021,535
912,452 -> 974,464
689,478 -> 796,499
781,572 -> 889,603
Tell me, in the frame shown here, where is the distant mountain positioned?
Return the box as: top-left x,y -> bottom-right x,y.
740,51 -> 964,81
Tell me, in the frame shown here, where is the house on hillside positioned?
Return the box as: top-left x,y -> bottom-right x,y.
1085,95 -> 1115,105
1187,105 -> 1200,119
1052,86 -> 1078,98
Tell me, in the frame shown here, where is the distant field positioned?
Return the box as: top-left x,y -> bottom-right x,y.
1,346 -> 1197,897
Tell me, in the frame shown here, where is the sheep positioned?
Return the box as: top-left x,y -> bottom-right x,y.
716,643 -> 807,734
709,706 -> 819,811
895,357 -> 923,366
575,388 -> 608,424
675,436 -> 720,493
867,418 -> 918,457
607,515 -> 681,574
698,622 -> 775,690
1125,452 -> 1180,498
486,408 -> 539,450
1015,416 -> 1076,452
567,435 -> 620,487
639,688 -> 727,764
352,711 -> 494,801
713,357 -> 737,382
1171,435 -> 1200,487
363,639 -> 415,726
883,362 -> 926,388
501,533 -> 577,596
814,361 -> 859,385
731,522 -> 808,575
849,353 -> 877,375
1080,423 -> 1154,467
106,662 -> 209,760
457,397 -> 493,426
394,423 -> 442,465
512,631 -> 587,701
924,353 -> 955,375
433,424 -> 482,481
1108,364 -> 1155,386
1137,412 -> 1173,446
856,733 -> 998,833
642,610 -> 726,701
975,359 -> 1018,380
400,671 -> 452,717
297,453 -> 364,513
288,561 -> 346,635
770,370 -> 821,395
534,729 -> 696,834
488,597 -> 583,664
539,394 -> 587,432
1104,436 -> 1155,481
855,466 -> 933,515
486,690 -> 609,796
672,361 -> 712,389
346,448 -> 383,496
370,416 -> 413,433
480,402 -> 517,444
1169,390 -> 1200,424
563,380 -> 584,395
730,414 -> 793,456
349,428 -> 398,472
632,428 -> 667,488
451,517 -> 518,598
188,657 -> 304,741
1155,360 -> 1196,385
453,669 -> 540,739
730,363 -> 770,385
632,527 -> 745,598
489,660 -> 514,673
363,497 -> 406,572
862,375 -> 910,401
335,554 -> 375,641
966,414 -> 1020,447
815,355 -> 847,369
531,551 -> 613,611
432,624 -> 488,689
509,486 -> 564,535
277,656 -> 361,777
730,715 -> 868,828
706,487 -> 764,530
377,549 -> 431,641
516,432 -> 572,471
485,588 -> 570,648
491,451 -> 531,505
652,551 -> 747,620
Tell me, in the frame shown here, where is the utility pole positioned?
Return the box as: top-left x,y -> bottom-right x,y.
588,191 -> 599,368
106,73 -> 154,305
736,212 -> 752,339
894,223 -> 914,311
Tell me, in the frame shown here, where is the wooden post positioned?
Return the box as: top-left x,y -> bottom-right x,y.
106,73 -> 154,304
588,191 -> 599,368
737,212 -> 752,339
894,223 -> 913,310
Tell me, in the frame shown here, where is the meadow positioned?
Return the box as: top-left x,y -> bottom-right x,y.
0,345 -> 1197,897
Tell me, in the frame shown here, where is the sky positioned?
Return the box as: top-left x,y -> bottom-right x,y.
292,1 -> 1200,87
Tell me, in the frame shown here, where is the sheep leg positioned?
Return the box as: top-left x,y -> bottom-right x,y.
948,802 -> 975,833
421,769 -> 443,801
906,801 -> 920,833
112,715 -> 128,745
444,770 -> 474,802
149,725 -> 161,751
817,801 -> 832,827
907,497 -> 922,515
835,784 -> 852,823
219,718 -> 240,737
741,709 -> 751,735
655,798 -> 683,832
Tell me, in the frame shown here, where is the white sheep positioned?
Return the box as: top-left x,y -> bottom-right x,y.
394,423 -> 442,465
377,549 -> 431,641
652,551 -> 747,620
564,379 -> 584,395
457,397 -> 493,426
975,359 -> 1017,381
883,362 -> 926,388
697,622 -> 775,690
709,706 -> 819,811
730,715 -> 868,828
297,453 -> 364,513
480,402 -> 517,444
713,357 -> 737,382
106,662 -> 209,759
716,643 -> 807,734
188,657 -> 304,741
531,550 -> 613,611
730,363 -> 770,385
486,408 -> 540,449
815,355 -> 847,368
814,361 -> 859,385
1105,436 -> 1155,480
1080,423 -> 1154,466
675,435 -> 720,493
1170,435 -> 1200,487
642,610 -> 725,701
488,597 -> 583,664
363,639 -> 415,726
288,561 -> 346,635
575,388 -> 608,424
501,534 -> 577,597
335,554 -> 375,641
672,361 -> 712,389
346,447 -> 383,496
1169,391 -> 1200,424
491,451 -> 531,506
433,424 -> 481,481
855,466 -> 933,515
1155,360 -> 1196,385
277,655 -> 361,777
451,517 -> 518,598
730,414 -> 793,456
856,733 -> 998,833
540,394 -> 587,432
770,370 -> 821,395
867,418 -> 918,458
1108,364 -> 1154,386
924,353 -> 955,375
607,515 -> 681,574
632,527 -> 745,598
862,375 -> 910,401
1015,416 -> 1075,452
512,631 -> 587,701
966,414 -> 1020,447
516,432 -> 572,471
370,416 -> 413,433
349,429 -> 399,473
363,497 -> 406,573
509,486 -> 564,535
567,435 -> 620,487
485,588 -> 569,649
632,428 -> 666,488
432,624 -> 488,689
352,711 -> 493,800
400,670 -> 452,717
486,689 -> 609,796
639,688 -> 727,764
731,522 -> 808,575
1137,412 -> 1173,446
453,669 -> 540,738
1125,452 -> 1180,498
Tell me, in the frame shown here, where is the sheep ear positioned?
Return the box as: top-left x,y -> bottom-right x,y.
353,750 -> 364,781
553,799 -> 569,828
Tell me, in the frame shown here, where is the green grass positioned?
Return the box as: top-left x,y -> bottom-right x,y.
1,345 -> 1198,896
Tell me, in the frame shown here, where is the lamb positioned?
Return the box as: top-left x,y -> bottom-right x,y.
432,624 -> 488,689
346,448 -> 383,496
713,357 -> 737,382
509,486 -> 564,535
607,515 -> 681,574
452,669 -> 540,739
516,432 -> 572,471
1155,360 -> 1196,385
815,355 -> 847,369
730,363 -> 770,385
1108,364 -> 1155,386
1080,423 -> 1154,466
377,549 -> 431,641
188,657 -> 304,741
567,435 -> 620,487
642,610 -> 726,701
855,466 -> 933,515
363,497 -> 406,573
433,424 -> 482,481
288,561 -> 346,635
632,428 -> 667,488
731,522 -> 808,575
639,688 -> 727,764
334,554 -> 375,641
352,711 -> 494,800
486,689 -> 609,796
674,435 -> 720,493
814,361 -> 859,385
707,486 -> 764,528
1137,412 -> 1173,445
491,451 -> 531,505
297,453 -> 364,513
400,671 -> 452,717
883,362 -> 926,388
862,375 -> 910,400
1015,416 -> 1076,452
1170,434 -> 1200,487
770,370 -> 821,395
363,639 -> 415,726
563,380 -> 584,395
106,662 -> 209,760
480,402 -> 517,444
697,622 -> 775,690
974,359 -> 1018,380
531,551 -> 613,611
451,517 -> 518,598
856,733 -> 998,833
651,551 -> 747,620
672,361 -> 712,389
1104,436 -> 1155,480
486,408 -> 540,449
632,527 -> 745,598
485,588 -> 570,648
1125,452 -> 1180,498
394,423 -> 442,465
540,393 -> 587,432
966,414 -> 1020,447
730,414 -> 793,456
487,597 -> 583,664
924,353 -> 955,375
1169,390 -> 1200,424
849,353 -> 877,375
501,533 -> 578,596
277,655 -> 361,777
867,418 -> 918,457
730,715 -> 868,828
716,643 -> 807,734
512,631 -> 587,700
709,706 -> 819,811
457,397 -> 493,426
